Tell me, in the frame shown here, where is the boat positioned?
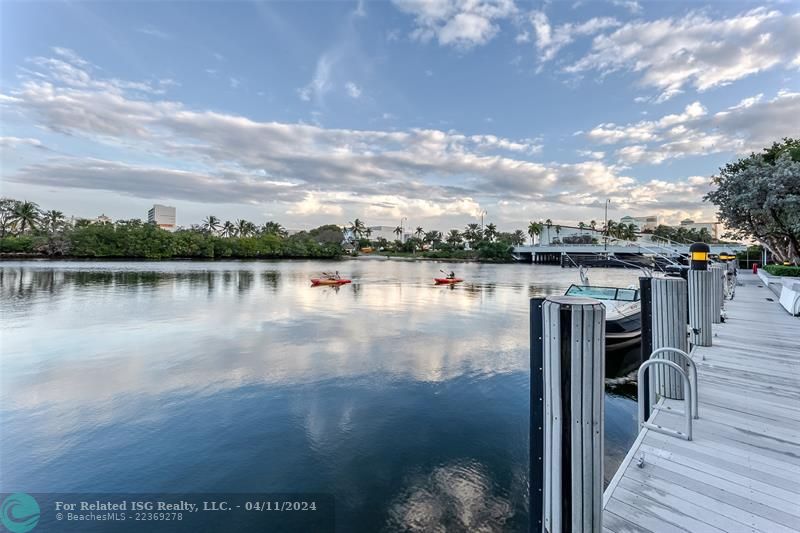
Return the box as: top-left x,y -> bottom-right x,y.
564,283 -> 641,351
434,278 -> 464,285
310,278 -> 352,286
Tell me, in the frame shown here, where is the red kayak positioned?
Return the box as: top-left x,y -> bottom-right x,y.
434,278 -> 464,285
310,278 -> 352,286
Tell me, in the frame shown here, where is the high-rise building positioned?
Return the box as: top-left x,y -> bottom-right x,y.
148,204 -> 176,231
679,219 -> 720,240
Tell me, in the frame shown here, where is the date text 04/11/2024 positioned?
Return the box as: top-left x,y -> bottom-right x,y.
54,500 -> 319,512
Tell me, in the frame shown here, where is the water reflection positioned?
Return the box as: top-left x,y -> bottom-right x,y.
0,260 -> 643,532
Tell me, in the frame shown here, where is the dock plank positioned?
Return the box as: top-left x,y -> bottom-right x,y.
603,273 -> 800,533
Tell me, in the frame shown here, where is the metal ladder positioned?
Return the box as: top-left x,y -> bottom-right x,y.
638,348 -> 699,440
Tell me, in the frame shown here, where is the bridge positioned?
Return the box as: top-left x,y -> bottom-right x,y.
512,241 -> 747,265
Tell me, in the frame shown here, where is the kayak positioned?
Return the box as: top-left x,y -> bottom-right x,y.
310,278 -> 352,286
434,278 -> 464,284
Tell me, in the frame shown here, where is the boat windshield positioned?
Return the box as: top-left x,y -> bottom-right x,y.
565,285 -> 639,301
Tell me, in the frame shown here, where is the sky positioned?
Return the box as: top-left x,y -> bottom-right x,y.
1,0 -> 798,232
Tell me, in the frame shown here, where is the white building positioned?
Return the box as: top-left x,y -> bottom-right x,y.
679,219 -> 720,240
538,224 -> 604,245
619,215 -> 659,232
366,225 -> 402,242
94,214 -> 113,225
148,204 -> 176,231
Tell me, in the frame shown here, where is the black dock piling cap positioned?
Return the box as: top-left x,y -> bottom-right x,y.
689,242 -> 710,270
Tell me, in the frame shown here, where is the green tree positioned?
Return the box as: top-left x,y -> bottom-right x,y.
511,229 -> 526,246
414,226 -> 424,240
350,218 -> 366,240
527,221 -> 542,245
446,229 -> 462,246
221,221 -> 236,237
705,138 -> 800,263
262,221 -> 287,237
42,210 -> 66,233
393,226 -> 403,240
203,215 -> 221,234
11,200 -> 40,234
484,223 -> 498,242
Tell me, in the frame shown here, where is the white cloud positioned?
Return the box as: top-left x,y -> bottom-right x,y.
588,92 -> 800,165
392,0 -> 517,48
610,0 -> 641,14
229,77 -> 241,89
567,8 -> 800,101
345,81 -> 362,99
527,11 -> 620,62
298,53 -> 334,103
3,49 -> 726,220
137,25 -> 171,39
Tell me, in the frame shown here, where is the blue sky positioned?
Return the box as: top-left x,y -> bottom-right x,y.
1,0 -> 798,231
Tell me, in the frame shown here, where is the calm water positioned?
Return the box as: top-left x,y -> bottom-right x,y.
0,259 -> 642,532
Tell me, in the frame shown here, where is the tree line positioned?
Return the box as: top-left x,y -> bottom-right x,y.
0,199 -> 344,260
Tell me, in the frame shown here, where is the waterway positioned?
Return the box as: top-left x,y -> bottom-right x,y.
0,259 -> 643,532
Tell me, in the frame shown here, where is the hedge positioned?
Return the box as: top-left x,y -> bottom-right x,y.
764,264 -> 800,277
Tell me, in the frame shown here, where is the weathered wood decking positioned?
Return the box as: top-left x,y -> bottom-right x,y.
603,272 -> 800,533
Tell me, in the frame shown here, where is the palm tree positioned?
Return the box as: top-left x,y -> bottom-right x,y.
393,226 -> 403,240
221,220 -> 236,237
606,219 -> 617,240
203,215 -> 221,234
350,218 -> 366,239
545,218 -> 553,227
578,221 -> 586,233
511,229 -> 526,246
11,200 -> 40,234
626,223 -> 637,241
527,221 -> 542,245
484,223 -> 497,242
262,221 -> 287,237
446,229 -> 462,246
589,220 -> 597,230
42,210 -> 65,233
414,226 -> 424,239
364,227 -> 372,240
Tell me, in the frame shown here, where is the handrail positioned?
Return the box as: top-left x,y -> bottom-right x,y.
638,360 -> 693,440
650,348 -> 698,420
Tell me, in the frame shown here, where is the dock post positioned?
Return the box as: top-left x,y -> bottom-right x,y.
710,264 -> 725,323
638,277 -> 653,416
688,243 -> 712,347
530,298 -> 545,533
537,296 -> 605,533
651,277 -> 689,400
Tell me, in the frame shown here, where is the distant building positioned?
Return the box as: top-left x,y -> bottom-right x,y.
679,219 -> 720,240
619,215 -> 659,232
148,204 -> 176,231
367,225 -> 402,242
94,214 -> 113,225
538,224 -> 604,245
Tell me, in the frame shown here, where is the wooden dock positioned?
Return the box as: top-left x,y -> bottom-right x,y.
603,272 -> 800,533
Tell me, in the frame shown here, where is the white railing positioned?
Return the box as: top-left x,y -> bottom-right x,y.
638,348 -> 698,441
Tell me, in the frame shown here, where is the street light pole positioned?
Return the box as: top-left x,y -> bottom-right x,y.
604,199 -> 611,251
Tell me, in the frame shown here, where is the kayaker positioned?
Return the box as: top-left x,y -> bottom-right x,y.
334,270 -> 341,280
447,271 -> 455,279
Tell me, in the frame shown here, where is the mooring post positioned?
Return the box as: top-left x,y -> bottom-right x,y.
688,243 -> 713,347
530,298 -> 545,533
537,295 -> 605,533
651,277 -> 689,400
710,264 -> 725,323
638,277 -> 653,416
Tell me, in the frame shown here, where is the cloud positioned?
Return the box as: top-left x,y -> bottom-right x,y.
392,0 -> 517,48
345,81 -> 362,99
526,11 -> 620,62
0,136 -> 44,149
137,25 -> 171,39
229,77 -> 242,89
566,8 -> 800,101
3,49 -> 720,218
298,53 -> 334,102
610,0 -> 641,14
586,92 -> 800,165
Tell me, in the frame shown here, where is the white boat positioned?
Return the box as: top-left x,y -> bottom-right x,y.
564,283 -> 642,351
